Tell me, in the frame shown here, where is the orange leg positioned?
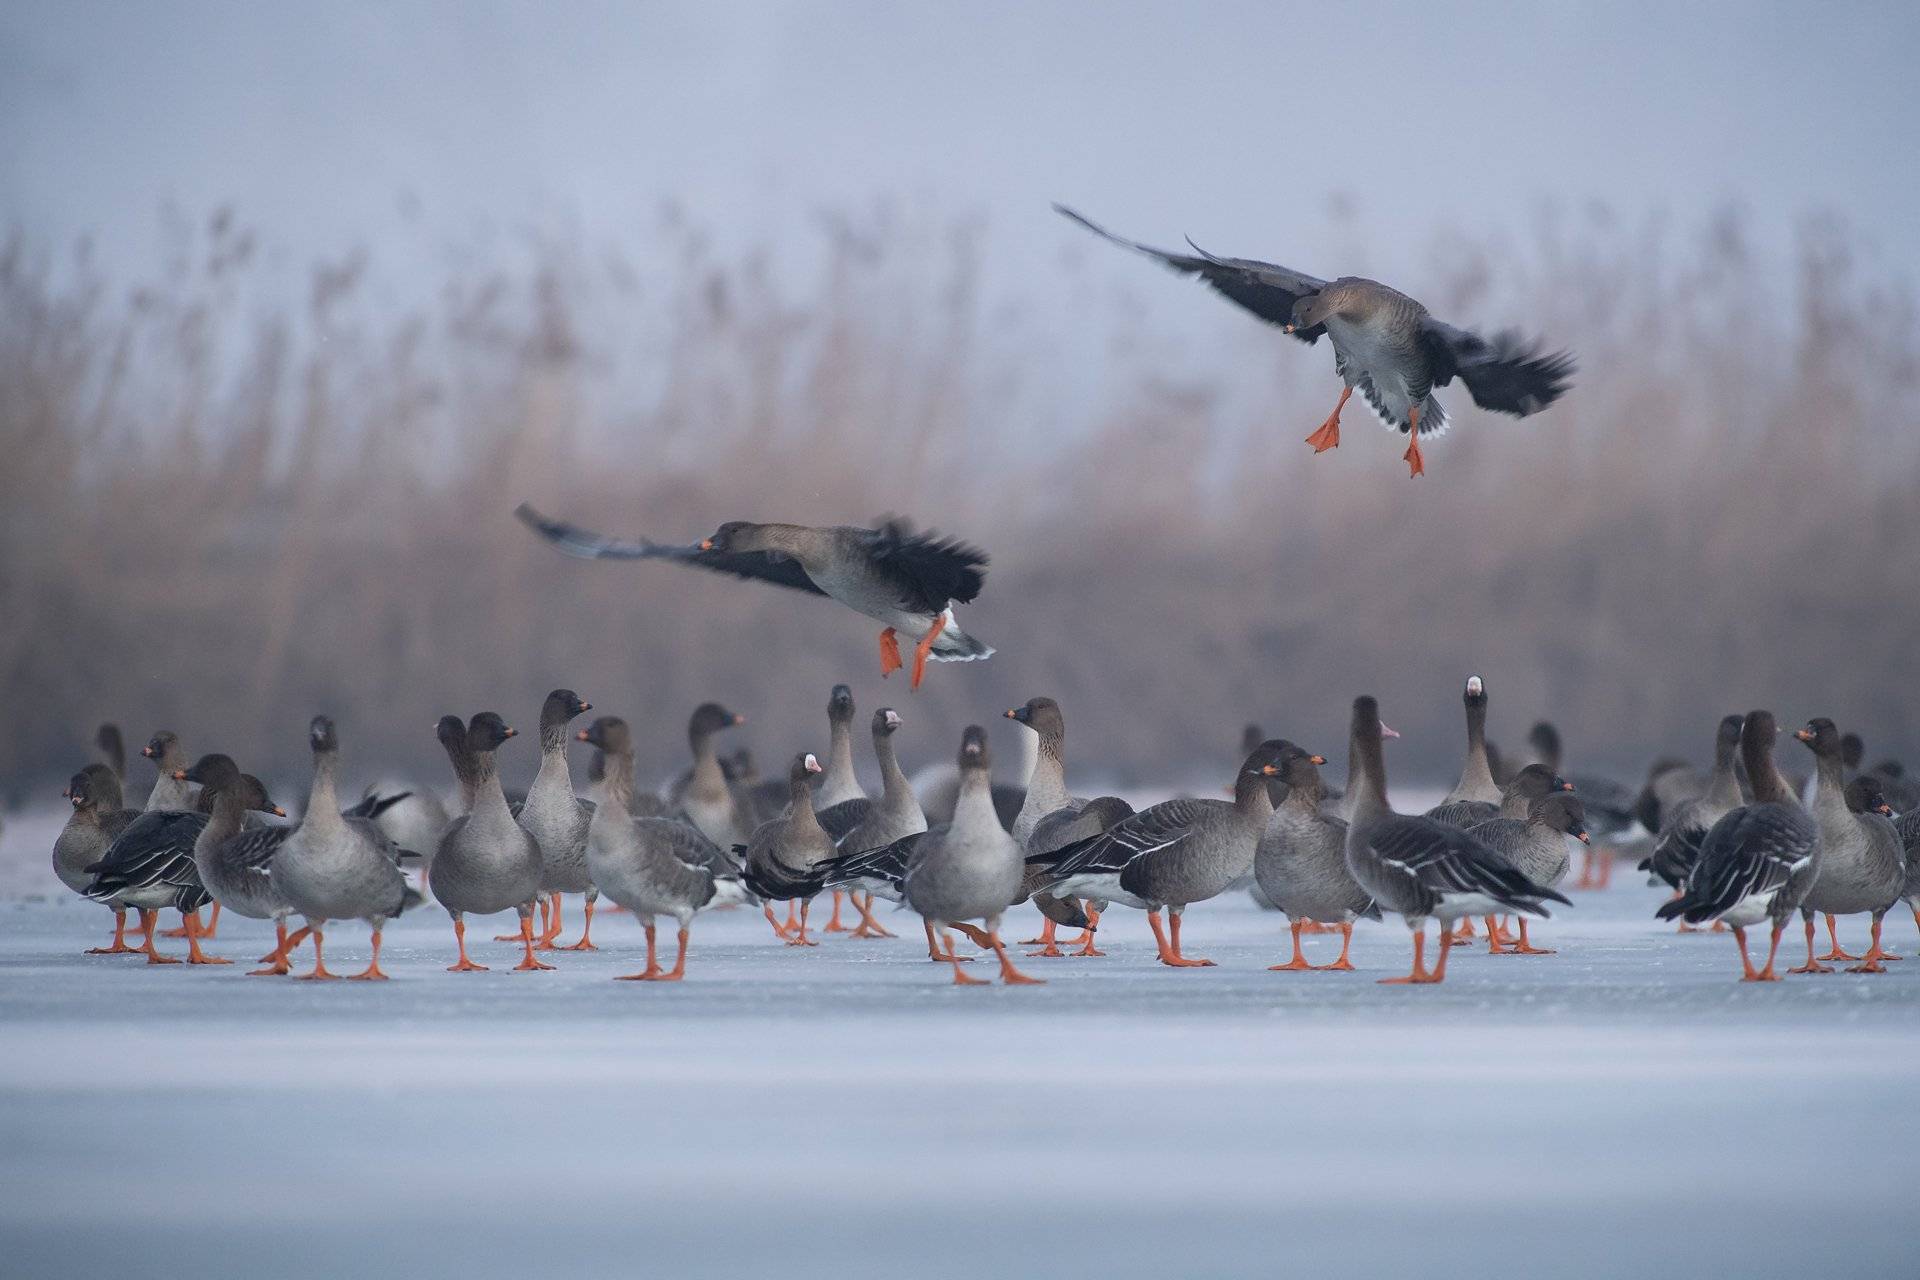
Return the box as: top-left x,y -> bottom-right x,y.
1450,916 -> 1477,944
447,917 -> 489,972
1483,913 -> 1511,954
924,919 -> 973,962
1071,905 -> 1105,957
295,925 -> 341,980
1168,910 -> 1215,966
1304,384 -> 1351,453
86,908 -> 142,955
1817,914 -> 1861,962
202,901 -> 222,938
1379,928 -> 1430,984
1573,849 -> 1596,890
1500,917 -> 1555,956
1751,924 -> 1787,982
513,909 -> 556,971
183,909 -> 230,965
846,892 -> 898,939
824,890 -> 852,933
1403,404 -> 1427,477
764,902 -> 795,941
161,908 -> 196,939
1267,919 -> 1315,971
1316,920 -> 1357,971
250,921 -> 310,976
136,909 -> 180,965
534,894 -> 565,949
1846,917 -> 1898,973
1732,925 -> 1760,980
1594,850 -> 1614,889
559,895 -> 600,950
617,922 -> 667,980
1788,917 -> 1833,974
1426,928 -> 1454,983
1025,917 -> 1064,957
988,927 -> 1045,985
350,928 -> 391,980
942,928 -> 989,985
878,627 -> 904,679
1147,909 -> 1214,968
908,613 -> 949,691
785,898 -> 819,947
1299,918 -> 1338,934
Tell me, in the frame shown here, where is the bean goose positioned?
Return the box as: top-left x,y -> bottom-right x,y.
1792,719 -> 1906,973
811,684 -> 872,934
1055,204 -> 1574,477
1342,696 -> 1570,984
516,504 -> 992,688
54,764 -> 142,954
1639,714 -> 1746,899
582,718 -> 753,980
1654,711 -> 1820,981
820,706 -> 926,940
1525,721 -> 1638,888
739,754 -> 836,946
430,713 -> 550,973
1425,763 -> 1572,829
1253,743 -> 1378,972
1465,793 -> 1589,954
902,726 -> 1043,986
184,755 -> 310,976
1027,739 -> 1288,967
1006,696 -> 1122,956
140,730 -> 196,813
674,702 -> 755,853
518,689 -> 601,951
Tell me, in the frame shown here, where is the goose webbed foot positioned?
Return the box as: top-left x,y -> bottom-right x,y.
878,627 -> 904,678
908,614 -> 948,691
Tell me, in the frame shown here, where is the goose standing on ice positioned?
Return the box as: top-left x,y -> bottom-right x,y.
1343,696 -> 1570,984
820,706 -> 928,940
1466,793 -> 1589,954
1792,719 -> 1906,972
518,689 -> 601,951
516,504 -> 992,688
810,685 -> 871,934
1253,742 -> 1378,972
739,754 -> 837,946
54,764 -> 142,954
1441,677 -> 1503,810
430,713 -> 551,973
674,702 -> 755,855
1654,711 -> 1820,981
140,730 -> 197,813
1055,205 -> 1574,477
1006,696 -> 1127,956
1640,714 -> 1747,903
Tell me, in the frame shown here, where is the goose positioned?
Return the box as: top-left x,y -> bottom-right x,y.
1890,792 -> 1920,942
1441,677 -> 1502,808
1026,739 -> 1288,967
819,706 -> 926,940
739,753 -> 836,946
1792,719 -> 1906,973
1865,757 -> 1920,813
1342,696 -> 1570,984
1005,696 -> 1125,956
140,730 -> 196,813
914,725 -> 1033,832
674,702 -> 755,853
84,764 -> 285,964
811,684 -> 871,934
819,829 -> 997,962
582,717 -> 753,980
1239,723 -> 1289,808
724,748 -> 790,828
1253,742 -> 1378,972
516,504 -> 992,688
1465,793 -> 1589,954
902,726 -> 1043,986
269,718 -> 419,980
1055,204 -> 1574,477
357,778 -> 450,891
518,688 -> 601,950
429,713 -> 551,973
1524,722 -> 1638,888
54,764 -> 142,954
1424,763 -> 1572,829
1654,710 -> 1820,980
1639,714 -> 1746,902
1634,756 -> 1706,838
579,716 -> 672,824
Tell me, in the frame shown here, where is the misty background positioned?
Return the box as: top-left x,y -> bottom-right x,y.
3,1 -> 1917,800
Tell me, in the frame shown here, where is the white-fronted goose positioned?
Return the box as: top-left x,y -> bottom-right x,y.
1792,719 -> 1905,973
1006,696 -> 1126,956
902,726 -> 1042,986
1026,740 -> 1287,967
140,730 -> 196,813
1442,677 -> 1502,808
739,753 -> 836,946
1343,696 -> 1570,984
1466,793 -> 1588,954
1253,742 -> 1378,972
270,718 -> 419,980
1655,710 -> 1820,980
54,764 -> 142,954
1639,715 -> 1746,901
518,688 -> 601,951
1055,205 -> 1574,477
582,717 -> 753,980
429,712 -> 551,973
516,504 -> 992,688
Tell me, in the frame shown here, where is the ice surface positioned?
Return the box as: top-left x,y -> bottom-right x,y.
2,804 -> 1916,1278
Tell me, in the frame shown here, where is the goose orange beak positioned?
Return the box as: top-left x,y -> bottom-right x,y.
502,727 -> 518,738
1574,830 -> 1591,844
1876,803 -> 1894,816
575,729 -> 590,742
1794,728 -> 1815,742
733,713 -> 746,725
699,538 -> 715,551
271,805 -> 288,818
1309,754 -> 1327,765
172,769 -> 188,781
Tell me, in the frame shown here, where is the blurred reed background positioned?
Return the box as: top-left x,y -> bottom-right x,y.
2,200 -> 1916,800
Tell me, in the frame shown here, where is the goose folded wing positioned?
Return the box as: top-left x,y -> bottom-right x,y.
866,519 -> 989,613
649,819 -> 732,875
1419,320 -> 1575,417
818,797 -> 874,843
1054,204 -> 1329,342
1370,816 -> 1570,908
515,503 -> 827,596
1682,807 -> 1815,918
823,832 -> 925,890
1033,800 -> 1201,880
86,812 -> 207,897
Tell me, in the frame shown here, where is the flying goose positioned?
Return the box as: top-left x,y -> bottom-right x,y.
515,504 -> 992,688
1055,204 -> 1574,477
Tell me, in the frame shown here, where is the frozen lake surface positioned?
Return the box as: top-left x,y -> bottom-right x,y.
2,807 -> 1917,1278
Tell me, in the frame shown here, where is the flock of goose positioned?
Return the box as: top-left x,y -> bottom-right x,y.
50,677 -> 1920,986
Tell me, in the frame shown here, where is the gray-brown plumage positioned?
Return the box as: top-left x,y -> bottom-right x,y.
1425,762 -> 1571,829
739,753 -> 837,945
517,504 -> 991,688
1056,204 -> 1573,477
430,712 -> 549,972
1466,793 -> 1588,953
1793,718 -> 1906,972
54,764 -> 141,952
1253,743 -> 1377,971
1639,714 -> 1745,892
1005,697 -> 1125,949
